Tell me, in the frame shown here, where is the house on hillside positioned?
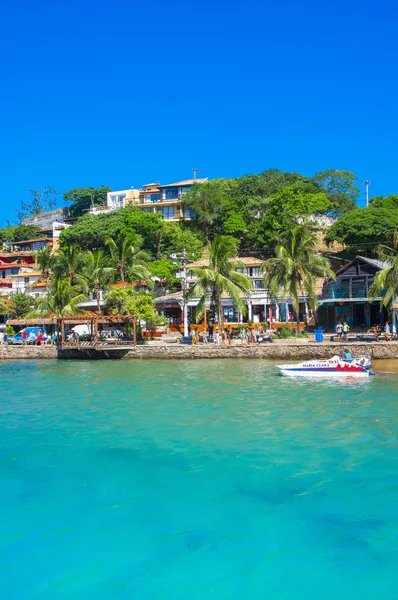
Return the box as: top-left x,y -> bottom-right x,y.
88,178 -> 208,221
317,255 -> 396,331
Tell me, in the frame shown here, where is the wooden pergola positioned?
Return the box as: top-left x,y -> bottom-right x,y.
59,315 -> 137,350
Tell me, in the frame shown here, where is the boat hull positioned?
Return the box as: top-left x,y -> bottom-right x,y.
279,368 -> 370,378
278,355 -> 372,378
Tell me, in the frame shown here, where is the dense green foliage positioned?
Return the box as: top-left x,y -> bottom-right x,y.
64,185 -> 112,218
182,168 -> 351,248
8,293 -> 36,318
369,246 -> 398,309
105,288 -> 156,321
325,207 -> 398,250
312,170 -> 359,215
60,206 -> 204,259
369,195 -> 398,210
0,224 -> 43,244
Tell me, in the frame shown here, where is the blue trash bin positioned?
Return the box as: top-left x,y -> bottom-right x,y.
315,329 -> 324,343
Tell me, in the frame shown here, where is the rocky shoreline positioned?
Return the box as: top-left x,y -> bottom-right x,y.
1,342 -> 398,360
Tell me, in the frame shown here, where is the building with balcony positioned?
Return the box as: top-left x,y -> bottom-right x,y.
88,178 -> 208,220
154,256 -> 312,327
317,256 -> 392,331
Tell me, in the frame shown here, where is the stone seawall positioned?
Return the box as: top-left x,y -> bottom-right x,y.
0,346 -> 57,360
122,343 -> 398,360
1,342 -> 398,361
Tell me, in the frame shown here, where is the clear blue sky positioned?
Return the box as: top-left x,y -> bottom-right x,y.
1,0 -> 397,224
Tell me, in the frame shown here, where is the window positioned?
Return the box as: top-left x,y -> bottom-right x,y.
165,188 -> 178,200
146,193 -> 161,203
24,277 -> 29,285
254,279 -> 263,289
12,268 -> 19,275
184,208 -> 191,218
143,207 -> 154,213
250,267 -> 260,276
157,206 -> 174,219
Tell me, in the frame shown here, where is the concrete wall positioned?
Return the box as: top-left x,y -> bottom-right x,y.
1,343 -> 398,360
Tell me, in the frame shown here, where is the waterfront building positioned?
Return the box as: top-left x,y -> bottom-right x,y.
154,256 -> 312,328
317,255 -> 396,331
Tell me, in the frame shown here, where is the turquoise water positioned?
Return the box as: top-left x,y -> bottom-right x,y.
1,359 -> 398,599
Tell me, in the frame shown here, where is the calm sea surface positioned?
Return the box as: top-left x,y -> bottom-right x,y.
1,359 -> 398,599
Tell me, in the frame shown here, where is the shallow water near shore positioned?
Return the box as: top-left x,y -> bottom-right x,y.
1,359 -> 398,599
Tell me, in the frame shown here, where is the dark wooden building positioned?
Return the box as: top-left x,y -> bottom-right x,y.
317,256 -> 389,331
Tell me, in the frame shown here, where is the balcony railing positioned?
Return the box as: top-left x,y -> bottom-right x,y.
322,282 -> 369,300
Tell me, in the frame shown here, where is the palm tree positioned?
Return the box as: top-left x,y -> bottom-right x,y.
261,226 -> 335,334
53,244 -> 88,288
84,250 -> 114,313
27,278 -> 87,319
36,245 -> 55,283
369,250 -> 398,310
187,236 -> 253,326
105,234 -> 153,288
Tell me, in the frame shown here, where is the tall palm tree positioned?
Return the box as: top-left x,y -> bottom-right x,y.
105,234 -> 153,288
36,245 -> 55,283
261,226 -> 335,334
53,244 -> 88,288
84,250 -> 114,313
187,236 -> 253,326
27,278 -> 87,319
369,250 -> 398,310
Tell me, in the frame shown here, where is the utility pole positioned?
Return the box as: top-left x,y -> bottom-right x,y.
364,180 -> 370,207
181,248 -> 189,338
192,168 -> 202,180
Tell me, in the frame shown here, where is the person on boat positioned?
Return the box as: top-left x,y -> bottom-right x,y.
335,321 -> 343,342
342,348 -> 353,361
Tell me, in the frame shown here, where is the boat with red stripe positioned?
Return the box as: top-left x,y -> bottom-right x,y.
278,355 -> 374,378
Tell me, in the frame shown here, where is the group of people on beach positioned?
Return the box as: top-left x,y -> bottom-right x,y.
189,324 -> 266,345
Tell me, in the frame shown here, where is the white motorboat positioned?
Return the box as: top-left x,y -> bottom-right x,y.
278,355 -> 374,378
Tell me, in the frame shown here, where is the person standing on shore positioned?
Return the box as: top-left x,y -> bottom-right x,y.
22,329 -> 27,345
342,321 -> 350,342
336,321 -> 343,342
208,323 -> 214,342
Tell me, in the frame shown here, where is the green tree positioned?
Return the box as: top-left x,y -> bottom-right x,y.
0,225 -> 43,244
261,226 -> 335,333
60,206 -> 163,254
369,248 -> 398,310
36,246 -> 56,283
105,234 -> 153,287
84,250 -> 114,313
157,222 -> 204,259
149,259 -> 179,293
28,279 -> 87,319
182,180 -> 231,240
8,293 -> 36,318
325,207 -> 398,251
187,236 -> 253,326
16,187 -> 58,223
252,186 -> 331,249
105,288 -> 156,321
313,169 -> 359,215
53,244 -> 89,289
64,185 -> 112,218
369,195 -> 398,210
